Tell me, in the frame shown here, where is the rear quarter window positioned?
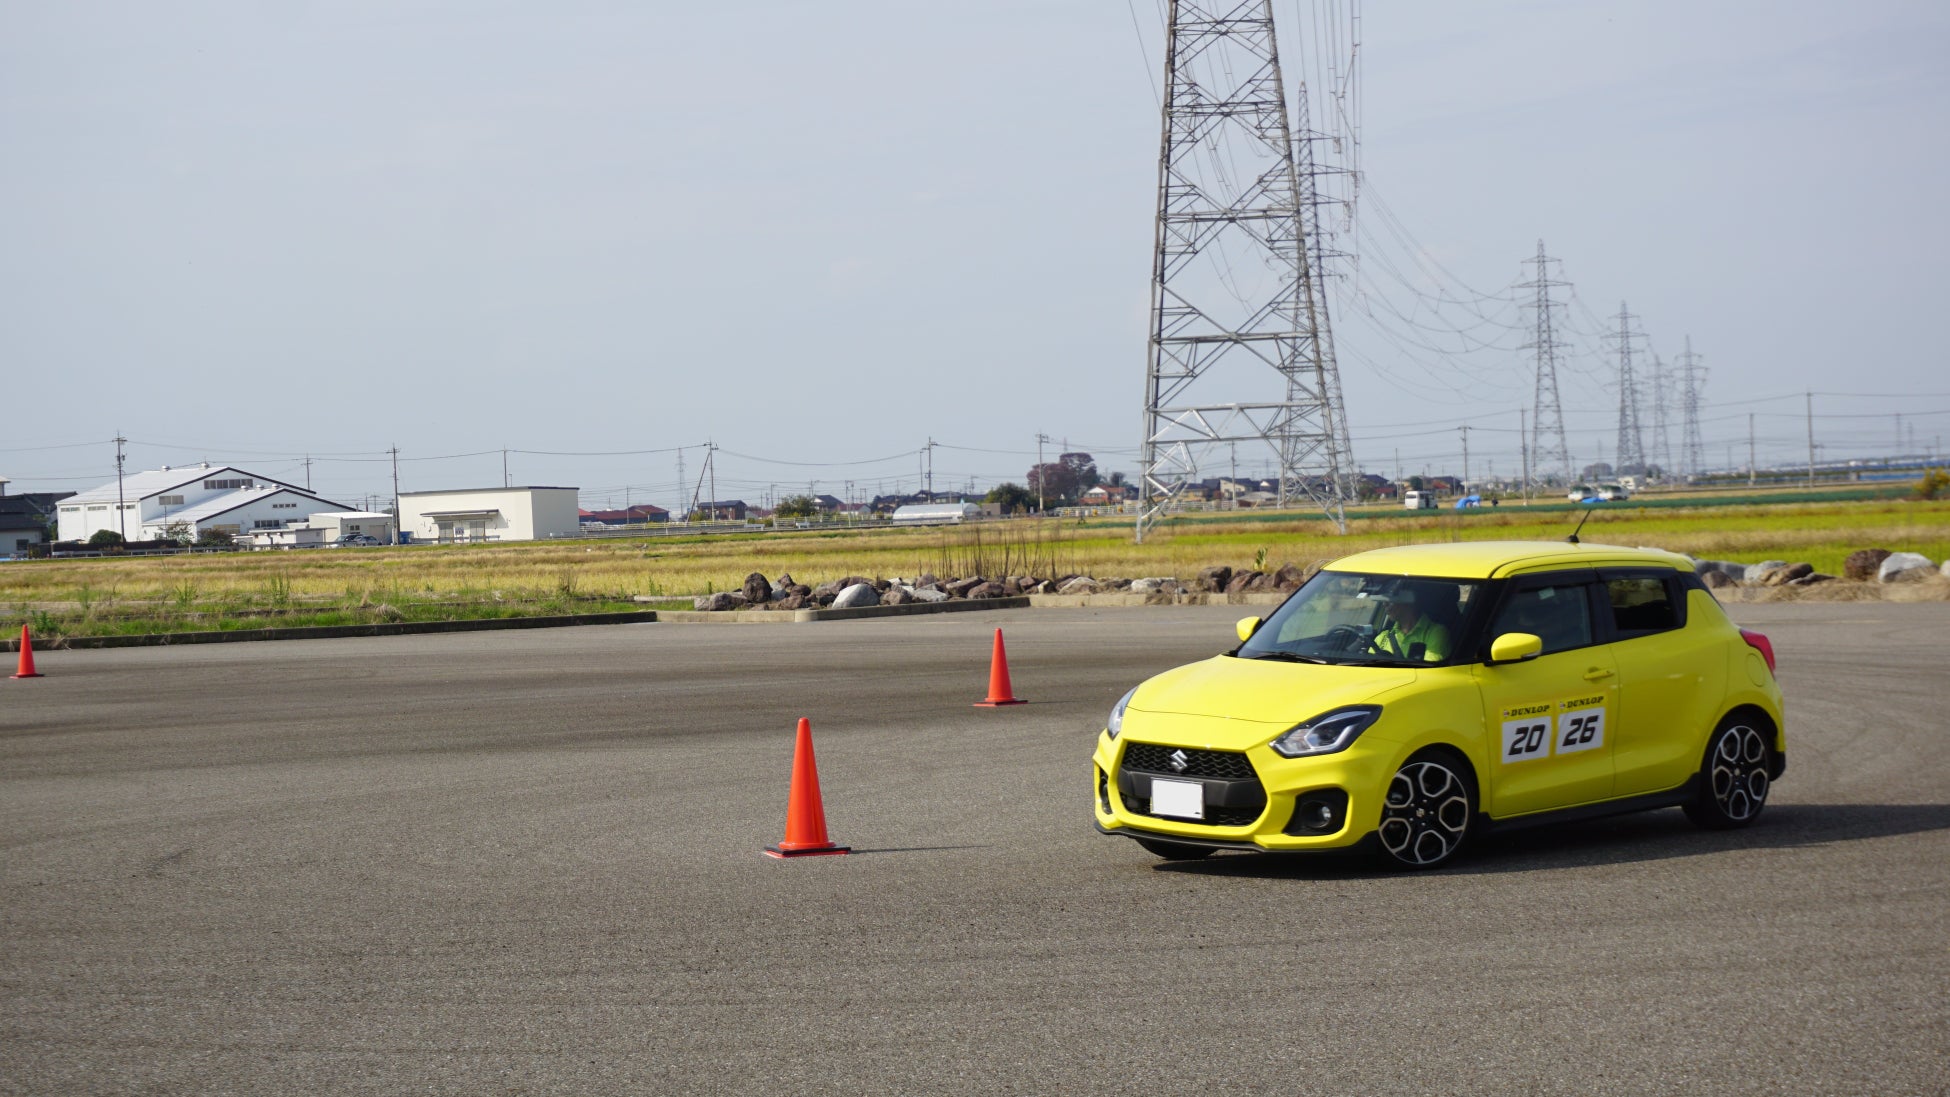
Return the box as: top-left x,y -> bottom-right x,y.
1607,575 -> 1681,636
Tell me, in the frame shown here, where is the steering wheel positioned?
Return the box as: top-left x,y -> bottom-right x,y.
1325,624 -> 1380,654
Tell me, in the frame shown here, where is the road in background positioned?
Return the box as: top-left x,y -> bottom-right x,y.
3,603 -> 1944,1095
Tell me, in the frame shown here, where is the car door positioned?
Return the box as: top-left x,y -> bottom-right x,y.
1473,573 -> 1618,818
1601,569 -> 1727,797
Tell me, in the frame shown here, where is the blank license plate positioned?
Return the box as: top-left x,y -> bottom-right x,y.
1149,778 -> 1204,820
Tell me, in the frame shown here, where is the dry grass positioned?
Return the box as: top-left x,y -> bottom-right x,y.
4,497 -> 1945,628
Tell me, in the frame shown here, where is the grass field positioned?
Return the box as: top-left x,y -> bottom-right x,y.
4,491 -> 1946,641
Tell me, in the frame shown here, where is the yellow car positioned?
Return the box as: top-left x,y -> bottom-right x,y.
1092,541 -> 1786,869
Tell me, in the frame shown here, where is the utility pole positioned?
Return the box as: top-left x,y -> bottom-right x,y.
389,445 -> 401,544
676,448 -> 686,522
1036,433 -> 1050,514
708,443 -> 717,521
1755,415 -> 1770,487
1459,425 -> 1470,494
502,448 -> 510,488
925,437 -> 935,498
1806,391 -> 1816,487
1519,409 -> 1530,504
114,434 -> 127,541
304,454 -> 314,492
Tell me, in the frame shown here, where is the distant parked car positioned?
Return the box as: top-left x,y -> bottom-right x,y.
336,533 -> 382,547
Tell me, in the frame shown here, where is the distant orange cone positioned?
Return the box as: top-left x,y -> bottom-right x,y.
11,625 -> 44,679
973,627 -> 1025,706
764,718 -> 850,858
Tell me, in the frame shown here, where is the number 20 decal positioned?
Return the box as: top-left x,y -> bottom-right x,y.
1502,718 -> 1551,761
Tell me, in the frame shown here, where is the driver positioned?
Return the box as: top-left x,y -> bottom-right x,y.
1375,586 -> 1451,662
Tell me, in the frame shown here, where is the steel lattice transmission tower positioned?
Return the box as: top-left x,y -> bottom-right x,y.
1647,353 -> 1673,477
1137,0 -> 1353,541
1611,302 -> 1648,475
1677,335 -> 1707,479
1518,241 -> 1571,483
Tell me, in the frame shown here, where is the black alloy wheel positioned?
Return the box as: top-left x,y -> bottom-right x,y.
1683,717 -> 1773,830
1378,753 -> 1476,869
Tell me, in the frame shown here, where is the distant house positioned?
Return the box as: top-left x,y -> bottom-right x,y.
693,500 -> 748,521
56,465 -> 348,543
0,490 -> 71,554
1079,484 -> 1133,505
579,504 -> 669,526
812,494 -> 845,513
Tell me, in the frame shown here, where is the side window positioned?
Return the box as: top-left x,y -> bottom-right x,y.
1607,576 -> 1679,636
1491,584 -> 1593,655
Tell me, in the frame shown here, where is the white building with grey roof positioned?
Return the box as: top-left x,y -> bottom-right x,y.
56,464 -> 351,543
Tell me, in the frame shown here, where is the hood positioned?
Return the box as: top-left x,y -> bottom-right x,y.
1129,654 -> 1418,728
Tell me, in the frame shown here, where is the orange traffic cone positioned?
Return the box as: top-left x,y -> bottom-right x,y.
973,627 -> 1025,706
12,625 -> 44,679
764,718 -> 850,858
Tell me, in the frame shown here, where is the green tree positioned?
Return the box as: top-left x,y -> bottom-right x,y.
1916,468 -> 1949,501
984,482 -> 1036,514
87,529 -> 124,547
163,519 -> 193,546
775,495 -> 818,520
195,527 -> 236,547
1407,475 -> 1425,492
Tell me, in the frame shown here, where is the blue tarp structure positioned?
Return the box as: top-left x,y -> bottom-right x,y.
1454,494 -> 1481,509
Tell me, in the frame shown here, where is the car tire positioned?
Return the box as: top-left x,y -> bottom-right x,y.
1376,749 -> 1476,870
1682,715 -> 1773,830
1133,837 -> 1215,861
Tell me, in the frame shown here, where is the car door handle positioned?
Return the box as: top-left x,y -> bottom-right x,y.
1583,667 -> 1615,681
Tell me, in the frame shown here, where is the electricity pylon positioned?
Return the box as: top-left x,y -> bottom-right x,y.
1137,0 -> 1352,541
1677,336 -> 1707,479
1611,302 -> 1647,475
1648,353 -> 1673,477
1518,241 -> 1571,483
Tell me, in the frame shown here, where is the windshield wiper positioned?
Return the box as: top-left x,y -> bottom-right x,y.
1245,650 -> 1329,664
1333,656 -> 1423,668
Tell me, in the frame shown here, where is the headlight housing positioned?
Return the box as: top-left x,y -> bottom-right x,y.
1269,706 -> 1382,758
1105,687 -> 1138,739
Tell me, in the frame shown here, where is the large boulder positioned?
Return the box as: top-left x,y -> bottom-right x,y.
1193,565 -> 1232,593
694,592 -> 748,612
1225,571 -> 1264,595
1272,563 -> 1309,591
1878,552 -> 1936,583
965,581 -> 1007,599
1843,548 -> 1893,581
1129,577 -> 1177,594
914,572 -> 943,590
880,587 -> 914,606
908,585 -> 949,603
1759,563 -> 1814,586
945,577 -> 987,598
773,592 -> 809,610
741,572 -> 773,604
1057,576 -> 1100,596
1694,559 -> 1748,583
831,582 -> 880,609
1701,570 -> 1735,590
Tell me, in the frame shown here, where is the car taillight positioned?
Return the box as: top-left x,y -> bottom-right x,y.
1740,628 -> 1776,674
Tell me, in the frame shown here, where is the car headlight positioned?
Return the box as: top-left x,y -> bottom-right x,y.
1106,686 -> 1138,739
1269,706 -> 1382,758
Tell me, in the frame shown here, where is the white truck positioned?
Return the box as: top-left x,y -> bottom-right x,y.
1402,490 -> 1438,510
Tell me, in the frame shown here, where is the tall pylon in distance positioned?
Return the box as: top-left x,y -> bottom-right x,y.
1647,353 -> 1673,477
1611,302 -> 1648,475
1518,241 -> 1571,483
1137,0 -> 1352,542
1677,336 -> 1708,480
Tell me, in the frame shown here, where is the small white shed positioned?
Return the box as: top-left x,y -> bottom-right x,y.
398,487 -> 579,544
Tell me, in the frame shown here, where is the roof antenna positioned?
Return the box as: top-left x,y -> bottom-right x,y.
1567,508 -> 1595,545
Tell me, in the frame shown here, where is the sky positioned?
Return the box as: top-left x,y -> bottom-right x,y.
4,0 -> 1947,512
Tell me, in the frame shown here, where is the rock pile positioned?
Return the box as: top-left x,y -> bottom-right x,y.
1691,547 -> 1946,591
689,561 -> 1320,611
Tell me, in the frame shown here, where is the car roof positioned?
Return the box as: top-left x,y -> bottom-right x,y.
1322,540 -> 1692,580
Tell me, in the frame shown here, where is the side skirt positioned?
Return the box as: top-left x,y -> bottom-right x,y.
1481,777 -> 1699,835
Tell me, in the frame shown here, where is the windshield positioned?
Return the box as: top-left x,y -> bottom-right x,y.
1237,571 -> 1484,666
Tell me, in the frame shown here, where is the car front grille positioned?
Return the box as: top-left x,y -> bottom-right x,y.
1121,743 -> 1257,780
1118,744 -> 1266,828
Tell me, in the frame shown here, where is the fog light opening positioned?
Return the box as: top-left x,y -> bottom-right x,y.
1284,789 -> 1349,836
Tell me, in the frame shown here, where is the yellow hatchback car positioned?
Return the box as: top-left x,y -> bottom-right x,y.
1092,541 -> 1786,869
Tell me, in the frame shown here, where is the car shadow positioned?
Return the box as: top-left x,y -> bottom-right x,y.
1150,802 -> 1950,879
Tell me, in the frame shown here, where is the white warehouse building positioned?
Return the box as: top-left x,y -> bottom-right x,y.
56,465 -> 351,543
397,486 -> 579,544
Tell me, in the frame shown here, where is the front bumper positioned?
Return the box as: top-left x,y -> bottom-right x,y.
1092,731 -> 1395,852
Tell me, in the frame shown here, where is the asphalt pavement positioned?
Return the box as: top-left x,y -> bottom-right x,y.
2,602 -> 1945,1095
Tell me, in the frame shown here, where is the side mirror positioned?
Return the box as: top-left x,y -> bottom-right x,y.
1489,632 -> 1543,664
1235,616 -> 1263,644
